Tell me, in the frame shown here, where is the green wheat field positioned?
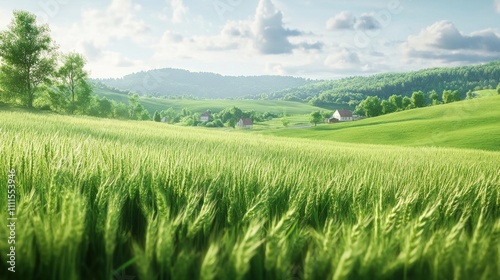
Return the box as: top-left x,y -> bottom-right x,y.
1,110 -> 499,280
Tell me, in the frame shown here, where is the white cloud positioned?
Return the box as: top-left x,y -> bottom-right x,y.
325,48 -> 361,71
326,11 -> 355,30
496,0 -> 500,13
355,14 -> 381,31
171,0 -> 188,23
402,21 -> 500,63
326,12 -> 381,31
252,0 -> 301,54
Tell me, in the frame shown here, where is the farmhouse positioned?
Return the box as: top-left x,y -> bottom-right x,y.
237,118 -> 253,128
326,117 -> 339,124
200,112 -> 211,122
333,110 -> 353,122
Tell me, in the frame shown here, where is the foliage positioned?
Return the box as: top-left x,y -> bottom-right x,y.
55,53 -> 92,114
1,111 -> 499,280
309,111 -> 322,126
429,90 -> 440,105
0,11 -> 57,108
281,117 -> 290,127
95,68 -> 315,99
265,61 -> 500,106
357,96 -> 382,117
442,90 -> 461,104
153,111 -> 161,122
411,91 -> 426,108
128,94 -> 150,120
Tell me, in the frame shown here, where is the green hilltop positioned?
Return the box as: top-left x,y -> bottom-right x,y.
263,94 -> 500,151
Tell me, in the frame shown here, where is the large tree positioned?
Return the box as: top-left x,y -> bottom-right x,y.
411,91 -> 426,108
0,11 -> 57,108
56,53 -> 92,113
309,111 -> 322,126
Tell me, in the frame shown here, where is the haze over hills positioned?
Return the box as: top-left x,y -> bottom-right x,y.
94,62 -> 500,109
94,68 -> 318,99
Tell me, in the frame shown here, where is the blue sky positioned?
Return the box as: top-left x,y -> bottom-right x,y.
0,0 -> 499,79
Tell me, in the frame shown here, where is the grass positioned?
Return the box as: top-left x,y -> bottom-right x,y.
263,95 -> 500,151
474,89 -> 498,97
94,88 -> 326,115
0,109 -> 499,280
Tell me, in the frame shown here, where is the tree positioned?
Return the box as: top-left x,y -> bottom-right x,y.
153,111 -> 161,122
402,96 -> 412,109
160,107 -> 176,123
388,95 -> 403,110
0,11 -> 57,108
442,90 -> 461,104
227,118 -> 236,128
466,90 -> 476,100
411,91 -> 426,108
112,101 -> 129,119
281,117 -> 290,127
429,90 -> 439,105
359,96 -> 382,117
56,53 -> 92,113
309,111 -> 322,126
128,94 -> 149,120
381,100 -> 397,114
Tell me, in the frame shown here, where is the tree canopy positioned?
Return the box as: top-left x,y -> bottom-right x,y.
0,11 -> 57,108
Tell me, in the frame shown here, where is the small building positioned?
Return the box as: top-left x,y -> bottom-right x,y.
237,118 -> 253,128
200,112 -> 211,122
161,117 -> 170,123
333,110 -> 353,122
326,117 -> 339,124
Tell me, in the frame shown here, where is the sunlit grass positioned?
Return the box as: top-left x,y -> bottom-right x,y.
0,110 -> 499,279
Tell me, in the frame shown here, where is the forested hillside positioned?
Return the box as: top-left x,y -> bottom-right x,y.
95,68 -> 317,99
259,61 -> 500,107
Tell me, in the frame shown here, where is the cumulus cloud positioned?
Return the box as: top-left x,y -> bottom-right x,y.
327,12 -> 381,31
65,0 -> 150,51
326,11 -> 355,30
171,0 -> 188,23
325,48 -> 361,70
402,21 -> 500,63
252,0 -> 303,54
355,14 -> 381,31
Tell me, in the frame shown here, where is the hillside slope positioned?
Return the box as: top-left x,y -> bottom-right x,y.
94,68 -> 317,98
263,61 -> 500,105
94,87 -> 325,115
264,95 -> 500,151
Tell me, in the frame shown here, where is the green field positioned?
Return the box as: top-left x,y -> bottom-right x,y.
263,95 -> 500,151
1,108 -> 499,280
474,89 -> 498,97
95,88 -> 325,115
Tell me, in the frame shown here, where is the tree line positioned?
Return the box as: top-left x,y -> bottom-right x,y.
257,61 -> 500,109
356,89 -> 472,117
0,11 -> 156,121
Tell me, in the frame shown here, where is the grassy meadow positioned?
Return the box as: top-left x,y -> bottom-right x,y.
94,88 -> 325,116
264,95 -> 500,151
1,109 -> 499,280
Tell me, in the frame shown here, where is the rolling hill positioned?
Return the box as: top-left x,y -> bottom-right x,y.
94,87 -> 326,116
94,68 -> 317,99
261,61 -> 500,107
263,94 -> 500,151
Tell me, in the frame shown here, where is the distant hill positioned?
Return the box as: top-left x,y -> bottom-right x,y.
264,94 -> 500,151
93,87 -> 325,116
93,68 -> 317,99
260,61 -> 500,107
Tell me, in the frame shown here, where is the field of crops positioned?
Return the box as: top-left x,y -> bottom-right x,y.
1,110 -> 499,280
